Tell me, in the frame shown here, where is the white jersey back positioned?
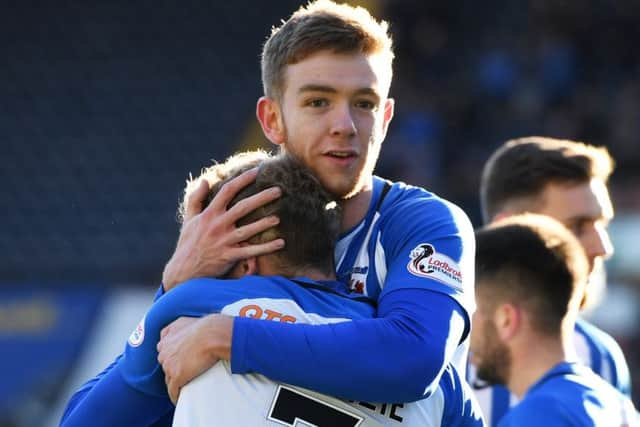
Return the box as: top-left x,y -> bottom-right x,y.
173,294 -> 482,427
175,362 -> 447,427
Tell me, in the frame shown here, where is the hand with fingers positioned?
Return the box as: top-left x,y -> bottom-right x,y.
162,167 -> 284,291
157,314 -> 234,404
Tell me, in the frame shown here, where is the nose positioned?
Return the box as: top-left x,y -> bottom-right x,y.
583,223 -> 614,268
329,103 -> 357,137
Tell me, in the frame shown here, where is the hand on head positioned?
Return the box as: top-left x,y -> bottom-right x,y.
162,168 -> 283,290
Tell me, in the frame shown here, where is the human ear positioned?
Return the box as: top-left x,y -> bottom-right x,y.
226,256 -> 258,279
380,98 -> 395,140
240,257 -> 258,277
256,96 -> 286,145
494,303 -> 521,342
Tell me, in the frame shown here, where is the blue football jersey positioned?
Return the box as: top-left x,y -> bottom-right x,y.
497,362 -> 637,427
122,276 -> 374,397
335,176 -> 476,369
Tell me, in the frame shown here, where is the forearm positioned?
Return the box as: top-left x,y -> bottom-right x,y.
230,289 -> 466,402
60,362 -> 173,427
60,355 -> 122,423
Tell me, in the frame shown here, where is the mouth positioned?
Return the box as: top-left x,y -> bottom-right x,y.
325,150 -> 357,159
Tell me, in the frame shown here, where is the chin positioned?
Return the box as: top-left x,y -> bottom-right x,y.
476,365 -> 506,387
338,186 -> 362,200
321,178 -> 360,199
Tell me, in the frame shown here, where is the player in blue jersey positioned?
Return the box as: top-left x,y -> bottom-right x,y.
470,137 -> 632,426
156,0 -> 476,406
61,152 -> 485,426
470,213 -> 637,426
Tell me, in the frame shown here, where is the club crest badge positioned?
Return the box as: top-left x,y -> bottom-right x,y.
128,315 -> 146,347
407,243 -> 463,290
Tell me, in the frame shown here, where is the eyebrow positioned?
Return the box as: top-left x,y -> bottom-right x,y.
566,214 -> 611,225
297,85 -> 381,99
298,84 -> 336,94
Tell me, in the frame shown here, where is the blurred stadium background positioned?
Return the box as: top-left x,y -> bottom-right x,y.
1,1 -> 638,426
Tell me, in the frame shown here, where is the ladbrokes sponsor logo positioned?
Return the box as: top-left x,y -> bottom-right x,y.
407,243 -> 463,290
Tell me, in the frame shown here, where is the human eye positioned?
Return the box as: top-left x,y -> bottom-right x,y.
355,99 -> 377,111
566,220 -> 584,236
305,98 -> 329,108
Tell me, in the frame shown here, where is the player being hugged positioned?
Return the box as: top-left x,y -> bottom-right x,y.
60,150 -> 484,426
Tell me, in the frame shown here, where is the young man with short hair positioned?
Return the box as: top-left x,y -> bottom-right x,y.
157,0 -> 476,407
471,214 -> 637,426
472,136 -> 631,425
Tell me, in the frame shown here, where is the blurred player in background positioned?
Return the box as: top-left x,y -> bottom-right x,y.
471,213 -> 637,426
61,151 -> 484,426
471,137 -> 631,425
157,0 -> 476,409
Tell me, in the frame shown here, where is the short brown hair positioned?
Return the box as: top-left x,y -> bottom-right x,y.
475,214 -> 589,336
182,150 -> 341,277
178,150 -> 271,224
480,137 -> 614,223
261,0 -> 394,101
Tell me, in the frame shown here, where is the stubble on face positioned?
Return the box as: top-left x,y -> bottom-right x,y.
475,317 -> 512,387
279,118 -> 378,200
274,51 -> 391,200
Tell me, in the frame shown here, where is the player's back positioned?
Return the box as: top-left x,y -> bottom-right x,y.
497,362 -> 637,427
172,276 -> 484,426
174,359 -> 484,426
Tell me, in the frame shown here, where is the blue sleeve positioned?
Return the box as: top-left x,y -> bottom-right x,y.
154,284 -> 166,301
231,287 -> 467,402
62,278 -> 241,426
376,192 -> 476,317
60,355 -> 122,424
60,360 -> 173,427
440,365 -> 486,427
122,278 -> 247,395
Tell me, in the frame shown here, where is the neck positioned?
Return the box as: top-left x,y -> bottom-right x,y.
298,268 -> 336,281
257,257 -> 335,281
339,179 -> 374,232
506,331 -> 573,398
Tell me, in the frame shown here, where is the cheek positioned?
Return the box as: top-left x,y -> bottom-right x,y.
470,322 -> 483,350
363,117 -> 381,140
287,119 -> 324,147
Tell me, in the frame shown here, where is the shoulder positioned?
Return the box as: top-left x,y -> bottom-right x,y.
382,179 -> 467,217
376,177 -> 474,237
574,317 -> 630,392
149,277 -> 284,328
575,317 -> 626,356
500,395 -> 573,427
